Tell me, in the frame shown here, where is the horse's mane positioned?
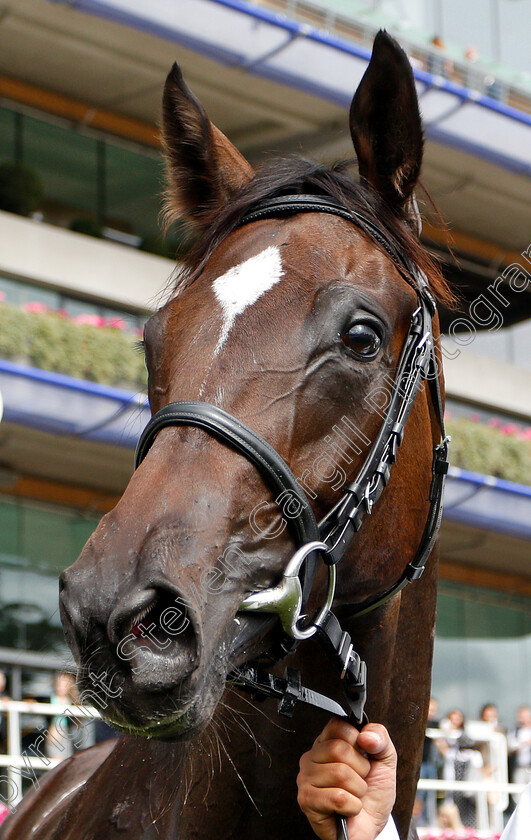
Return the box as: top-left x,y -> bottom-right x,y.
173,156 -> 453,307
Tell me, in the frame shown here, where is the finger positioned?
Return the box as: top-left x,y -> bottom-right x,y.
315,718 -> 360,748
356,724 -> 397,769
297,783 -> 364,820
297,761 -> 369,799
302,739 -> 371,778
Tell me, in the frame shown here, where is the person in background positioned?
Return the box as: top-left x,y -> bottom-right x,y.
508,705 -> 531,798
298,719 -> 531,840
45,671 -> 79,759
474,702 -> 505,819
437,802 -> 463,831
480,703 -> 505,733
464,45 -> 479,62
427,36 -> 453,77
0,671 -> 9,699
439,707 -> 465,735
436,709 -> 483,826
418,697 -> 440,825
0,671 -> 10,754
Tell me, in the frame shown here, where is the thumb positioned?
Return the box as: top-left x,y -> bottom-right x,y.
356,724 -> 397,769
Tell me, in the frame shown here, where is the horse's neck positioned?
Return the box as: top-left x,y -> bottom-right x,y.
54,735 -> 189,839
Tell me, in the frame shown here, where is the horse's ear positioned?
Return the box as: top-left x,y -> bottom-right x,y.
349,31 -> 423,225
162,63 -> 254,233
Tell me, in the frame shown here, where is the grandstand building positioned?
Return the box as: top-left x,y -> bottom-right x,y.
0,0 -> 529,723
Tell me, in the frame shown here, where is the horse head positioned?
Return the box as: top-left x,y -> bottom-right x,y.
59,32 -> 449,744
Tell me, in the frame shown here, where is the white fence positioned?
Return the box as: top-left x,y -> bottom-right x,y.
0,699 -> 100,808
1,708 -> 528,828
417,728 -> 527,835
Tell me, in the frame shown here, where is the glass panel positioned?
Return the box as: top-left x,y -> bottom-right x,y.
70,517 -> 98,555
0,102 -> 169,253
0,274 -> 146,331
437,585 -> 531,639
432,583 -> 531,725
0,500 -> 100,652
0,275 -> 59,309
0,501 -> 20,560
105,143 -> 164,242
22,114 -> 99,220
20,506 -> 71,574
0,565 -> 66,651
60,297 -> 101,319
0,107 -> 16,162
100,306 -> 142,332
18,285 -> 60,310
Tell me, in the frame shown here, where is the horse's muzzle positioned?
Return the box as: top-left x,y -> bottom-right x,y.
60,570 -> 202,691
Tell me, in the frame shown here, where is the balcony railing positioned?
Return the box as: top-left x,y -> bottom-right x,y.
257,0 -> 531,114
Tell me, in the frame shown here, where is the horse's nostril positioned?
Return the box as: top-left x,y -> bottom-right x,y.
107,588 -> 158,647
108,587 -> 197,664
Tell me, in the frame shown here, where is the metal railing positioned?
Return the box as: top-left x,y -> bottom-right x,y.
256,0 -> 531,114
0,647 -> 74,701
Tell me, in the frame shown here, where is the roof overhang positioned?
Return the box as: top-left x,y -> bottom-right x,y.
48,0 -> 531,178
0,359 -> 149,448
444,466 -> 531,542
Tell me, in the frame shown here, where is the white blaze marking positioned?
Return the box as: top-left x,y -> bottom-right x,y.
212,246 -> 284,355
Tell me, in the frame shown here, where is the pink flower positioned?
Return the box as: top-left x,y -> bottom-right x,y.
0,803 -> 11,824
22,301 -> 49,314
0,291 -> 6,302
469,412 -> 480,422
521,428 -> 531,440
107,317 -> 128,331
488,417 -> 501,428
73,314 -> 107,328
56,308 -> 69,319
501,423 -> 519,436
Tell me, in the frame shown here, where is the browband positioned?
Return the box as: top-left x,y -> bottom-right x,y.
238,194 -> 437,313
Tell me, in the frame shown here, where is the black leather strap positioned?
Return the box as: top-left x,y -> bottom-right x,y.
315,610 -> 367,723
336,436 -> 449,621
229,664 -> 352,720
135,400 -> 320,602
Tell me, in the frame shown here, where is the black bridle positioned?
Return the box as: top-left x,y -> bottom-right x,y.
135,194 -> 449,760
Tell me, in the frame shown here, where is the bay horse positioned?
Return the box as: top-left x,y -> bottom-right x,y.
1,31 -> 452,840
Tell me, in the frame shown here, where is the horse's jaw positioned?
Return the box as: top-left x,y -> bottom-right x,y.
70,608 -> 275,743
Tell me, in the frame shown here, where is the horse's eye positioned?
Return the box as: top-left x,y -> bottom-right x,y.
341,322 -> 382,359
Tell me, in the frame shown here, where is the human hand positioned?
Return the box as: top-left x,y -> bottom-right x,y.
297,719 -> 397,840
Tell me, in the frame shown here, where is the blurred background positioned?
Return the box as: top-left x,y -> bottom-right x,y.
0,0 -> 529,831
